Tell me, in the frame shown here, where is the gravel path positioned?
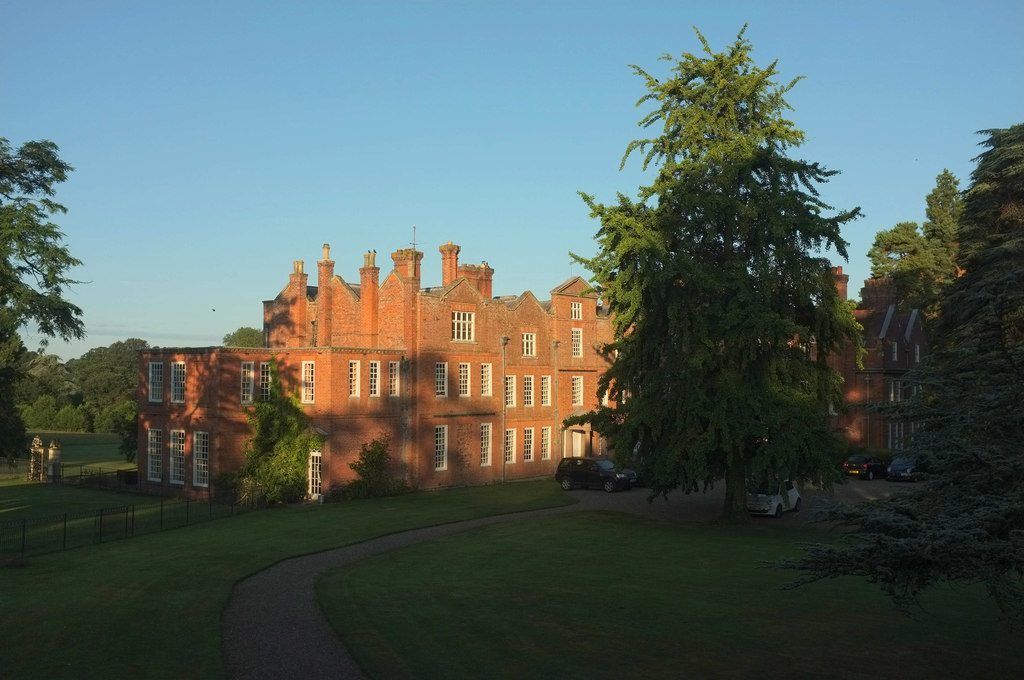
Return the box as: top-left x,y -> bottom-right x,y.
221,481 -> 897,680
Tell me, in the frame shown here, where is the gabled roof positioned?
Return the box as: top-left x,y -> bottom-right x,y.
421,276 -> 487,301
551,276 -> 597,297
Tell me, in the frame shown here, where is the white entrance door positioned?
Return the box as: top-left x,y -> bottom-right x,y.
571,431 -> 586,458
308,449 -> 322,497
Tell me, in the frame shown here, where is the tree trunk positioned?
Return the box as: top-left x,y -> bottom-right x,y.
721,460 -> 749,522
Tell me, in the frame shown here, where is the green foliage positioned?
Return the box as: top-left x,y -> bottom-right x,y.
93,399 -> 138,461
786,123 -> 1024,627
867,170 -> 963,313
19,394 -> 60,429
223,326 -> 263,347
68,338 -> 148,407
0,138 -> 83,457
238,360 -> 324,506
345,436 -> 409,499
570,27 -> 860,520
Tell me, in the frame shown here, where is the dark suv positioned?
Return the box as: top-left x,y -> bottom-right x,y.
555,457 -> 634,492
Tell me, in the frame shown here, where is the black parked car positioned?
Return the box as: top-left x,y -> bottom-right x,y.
886,456 -> 921,482
555,457 -> 635,492
842,455 -> 887,480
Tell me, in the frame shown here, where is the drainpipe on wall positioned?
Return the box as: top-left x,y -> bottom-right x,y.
500,335 -> 509,483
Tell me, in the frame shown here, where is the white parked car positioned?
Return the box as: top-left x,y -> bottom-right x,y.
746,480 -> 802,517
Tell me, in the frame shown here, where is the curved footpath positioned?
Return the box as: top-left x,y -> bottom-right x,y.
221,482 -> 895,680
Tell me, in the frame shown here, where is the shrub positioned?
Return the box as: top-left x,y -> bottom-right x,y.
346,436 -> 408,500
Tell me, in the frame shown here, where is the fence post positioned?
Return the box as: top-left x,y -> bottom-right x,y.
124,506 -> 129,539
63,513 -> 68,552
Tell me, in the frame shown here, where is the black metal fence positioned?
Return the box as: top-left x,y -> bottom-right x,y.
0,497 -> 247,560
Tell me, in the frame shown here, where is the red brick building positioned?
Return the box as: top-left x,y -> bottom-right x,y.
829,267 -> 929,450
137,242 -> 614,497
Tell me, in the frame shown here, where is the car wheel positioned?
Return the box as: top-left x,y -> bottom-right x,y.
773,504 -> 782,518
793,498 -> 802,512
560,477 -> 573,491
866,470 -> 874,481
603,478 -> 617,493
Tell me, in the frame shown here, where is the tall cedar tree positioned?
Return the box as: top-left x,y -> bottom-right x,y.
784,124 -> 1024,626
867,169 -> 963,314
570,28 -> 861,521
0,138 -> 84,456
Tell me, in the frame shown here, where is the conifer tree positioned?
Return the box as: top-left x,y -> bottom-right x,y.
867,169 -> 963,313
570,27 -> 861,520
785,124 -> 1024,626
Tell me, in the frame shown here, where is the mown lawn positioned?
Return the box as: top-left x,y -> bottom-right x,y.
0,481 -> 573,680
320,512 -> 1024,680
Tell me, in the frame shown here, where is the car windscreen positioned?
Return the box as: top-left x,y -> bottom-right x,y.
595,459 -> 616,470
890,457 -> 915,467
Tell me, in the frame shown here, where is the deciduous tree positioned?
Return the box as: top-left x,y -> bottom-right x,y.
784,124 -> 1024,626
239,361 -> 324,505
223,326 -> 263,347
0,138 -> 83,455
570,27 -> 861,520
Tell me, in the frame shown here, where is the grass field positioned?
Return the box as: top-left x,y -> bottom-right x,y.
0,481 -> 573,680
321,513 -> 1023,680
2,434 -> 1019,679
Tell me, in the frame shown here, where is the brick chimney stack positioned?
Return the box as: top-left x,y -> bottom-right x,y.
316,244 -> 335,346
440,242 -> 461,286
831,265 -> 849,301
458,262 -> 495,298
360,251 -> 380,344
391,248 -> 423,281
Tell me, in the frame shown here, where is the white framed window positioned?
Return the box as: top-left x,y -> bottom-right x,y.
368,361 -> 380,397
308,449 -> 322,496
522,332 -> 536,357
451,311 -> 474,341
148,362 -> 163,403
891,342 -> 899,361
434,425 -> 448,471
481,363 -> 492,397
480,423 -> 492,466
504,428 -> 516,464
435,362 -> 448,397
504,375 -> 516,407
571,328 -> 583,358
147,428 -> 162,482
571,301 -> 582,320
259,362 -> 272,401
170,430 -> 185,485
523,375 -> 534,407
171,362 -> 186,403
572,375 -> 584,406
541,375 -> 551,406
349,360 -> 360,397
301,361 -> 315,403
389,361 -> 400,396
241,362 -> 255,404
540,426 -> 551,460
914,344 -> 921,363
193,431 -> 210,487
523,427 -> 534,462
459,362 -> 471,397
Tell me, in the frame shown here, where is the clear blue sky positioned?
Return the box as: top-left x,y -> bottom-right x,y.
3,0 -> 1021,360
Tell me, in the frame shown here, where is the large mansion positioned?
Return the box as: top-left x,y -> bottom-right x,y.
136,245 -> 926,498
137,242 -> 614,497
